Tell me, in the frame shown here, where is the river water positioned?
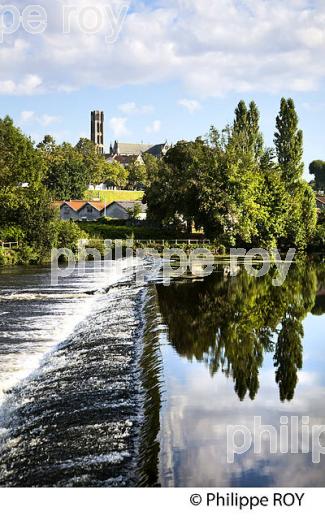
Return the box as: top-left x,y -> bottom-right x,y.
0,259 -> 324,486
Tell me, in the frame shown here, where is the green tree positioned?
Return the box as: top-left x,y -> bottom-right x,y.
75,137 -> 107,185
142,153 -> 160,185
274,98 -> 317,248
146,99 -> 316,250
309,160 -> 325,191
37,134 -> 56,154
103,160 -> 128,188
147,138 -> 219,234
232,100 -> 264,159
127,160 -> 147,190
40,141 -> 89,200
274,98 -> 304,187
0,117 -> 55,256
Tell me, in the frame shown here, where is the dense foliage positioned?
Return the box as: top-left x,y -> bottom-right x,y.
309,160 -> 325,191
146,98 -> 317,250
38,136 -> 112,199
0,97 -> 321,264
0,117 -> 86,264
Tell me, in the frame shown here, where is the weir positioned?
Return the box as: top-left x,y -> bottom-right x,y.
0,262 -> 146,486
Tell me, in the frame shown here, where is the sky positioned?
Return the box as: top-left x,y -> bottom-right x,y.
1,0 -> 325,179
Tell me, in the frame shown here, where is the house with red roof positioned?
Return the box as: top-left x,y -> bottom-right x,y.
54,200 -> 147,221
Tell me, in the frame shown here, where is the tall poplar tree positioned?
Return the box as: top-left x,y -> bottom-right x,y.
274,98 -> 304,187
274,98 -> 316,248
233,100 -> 264,159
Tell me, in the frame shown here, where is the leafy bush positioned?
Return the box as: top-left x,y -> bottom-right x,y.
309,222 -> 325,252
0,249 -> 19,266
18,245 -> 39,265
50,220 -> 88,252
78,222 -> 183,240
0,225 -> 25,243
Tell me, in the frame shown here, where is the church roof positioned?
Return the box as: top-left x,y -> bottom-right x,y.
117,143 -> 154,155
113,142 -> 168,157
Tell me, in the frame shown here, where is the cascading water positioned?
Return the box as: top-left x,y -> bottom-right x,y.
0,259 -> 149,486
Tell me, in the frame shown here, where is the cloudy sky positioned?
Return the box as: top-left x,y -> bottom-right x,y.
1,0 -> 325,176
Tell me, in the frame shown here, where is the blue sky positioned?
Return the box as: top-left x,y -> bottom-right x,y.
1,0 -> 325,179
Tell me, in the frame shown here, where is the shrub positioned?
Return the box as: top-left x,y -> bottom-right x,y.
50,220 -> 88,252
309,222 -> 325,252
0,249 -> 19,266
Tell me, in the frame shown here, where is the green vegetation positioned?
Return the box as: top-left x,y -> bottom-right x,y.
146,98 -> 317,250
37,134 -> 159,200
125,154 -> 160,190
78,222 -> 180,241
0,117 -> 87,265
84,189 -> 144,203
309,210 -> 325,252
309,160 -> 325,191
38,136 -> 112,200
0,98 -> 323,266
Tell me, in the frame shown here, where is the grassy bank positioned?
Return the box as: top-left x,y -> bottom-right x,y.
84,190 -> 144,203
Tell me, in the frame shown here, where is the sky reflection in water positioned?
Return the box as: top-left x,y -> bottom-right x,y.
144,262 -> 325,487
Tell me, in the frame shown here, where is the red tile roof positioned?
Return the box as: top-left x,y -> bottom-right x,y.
54,200 -> 108,212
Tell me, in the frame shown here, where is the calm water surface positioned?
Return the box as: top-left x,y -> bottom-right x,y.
141,261 -> 325,487
0,260 -> 324,487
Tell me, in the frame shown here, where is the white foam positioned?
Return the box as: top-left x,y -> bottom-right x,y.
0,257 -> 141,407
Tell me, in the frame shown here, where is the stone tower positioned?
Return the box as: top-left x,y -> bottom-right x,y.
91,110 -> 104,154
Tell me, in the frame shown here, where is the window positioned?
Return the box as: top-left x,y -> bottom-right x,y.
87,206 -> 93,213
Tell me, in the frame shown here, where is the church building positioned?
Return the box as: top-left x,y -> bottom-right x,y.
90,110 -> 169,166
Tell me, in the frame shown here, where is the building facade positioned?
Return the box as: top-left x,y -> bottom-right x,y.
55,200 -> 147,221
105,201 -> 147,220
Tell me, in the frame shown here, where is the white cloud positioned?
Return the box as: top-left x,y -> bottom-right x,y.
0,75 -> 42,95
302,101 -> 325,112
118,102 -> 154,115
178,99 -> 202,113
19,111 -> 61,127
145,120 -> 161,133
40,114 -> 61,126
20,111 -> 35,123
2,1 -> 325,96
109,117 -> 129,137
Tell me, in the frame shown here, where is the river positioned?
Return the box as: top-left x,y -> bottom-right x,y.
0,259 -> 324,486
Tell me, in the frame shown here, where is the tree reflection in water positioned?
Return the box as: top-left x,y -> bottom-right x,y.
156,262 -> 323,402
137,261 -> 324,487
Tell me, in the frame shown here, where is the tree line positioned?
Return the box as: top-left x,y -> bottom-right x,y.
0,116 -> 157,263
146,98 -> 317,250
0,117 -> 87,264
36,135 -> 151,198
0,98 -> 321,263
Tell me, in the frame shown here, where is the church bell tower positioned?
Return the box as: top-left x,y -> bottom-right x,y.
91,110 -> 104,154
